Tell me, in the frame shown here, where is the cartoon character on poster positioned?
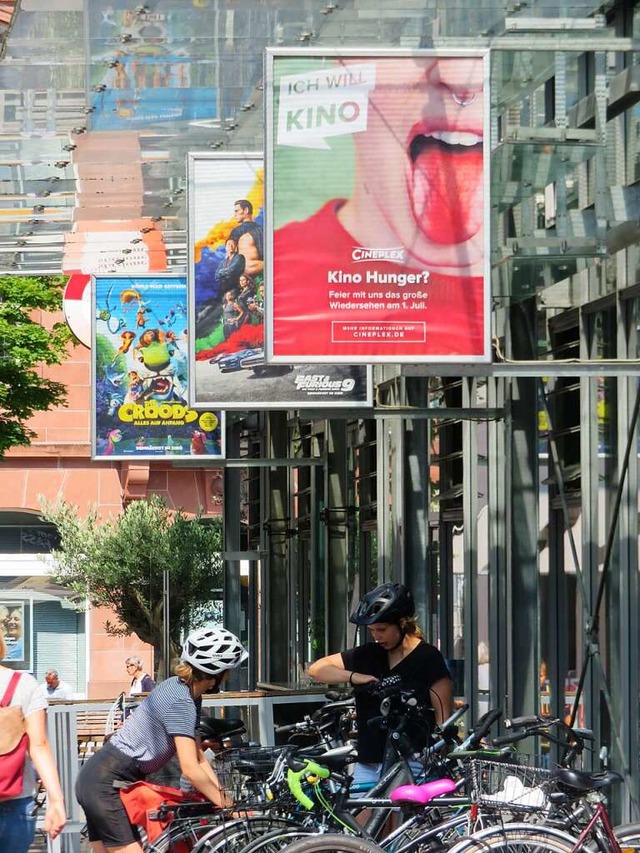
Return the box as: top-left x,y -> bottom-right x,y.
93,276 -> 223,459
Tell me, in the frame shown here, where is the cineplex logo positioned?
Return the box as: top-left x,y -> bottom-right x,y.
351,247 -> 405,263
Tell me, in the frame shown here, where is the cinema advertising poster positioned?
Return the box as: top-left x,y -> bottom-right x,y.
92,275 -> 224,460
265,49 -> 491,364
187,153 -> 372,409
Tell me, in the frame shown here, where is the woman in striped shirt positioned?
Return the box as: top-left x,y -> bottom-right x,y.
76,626 -> 248,853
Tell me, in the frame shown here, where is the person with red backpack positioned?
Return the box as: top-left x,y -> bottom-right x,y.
0,633 -> 66,851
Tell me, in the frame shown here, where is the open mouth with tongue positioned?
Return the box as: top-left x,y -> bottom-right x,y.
408,128 -> 483,246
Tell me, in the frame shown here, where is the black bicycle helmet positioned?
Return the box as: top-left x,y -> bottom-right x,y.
349,582 -> 415,625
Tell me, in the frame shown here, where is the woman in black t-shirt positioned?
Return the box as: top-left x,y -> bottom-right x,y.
308,583 -> 453,786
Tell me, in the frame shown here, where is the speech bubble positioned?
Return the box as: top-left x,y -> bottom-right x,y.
277,62 -> 376,150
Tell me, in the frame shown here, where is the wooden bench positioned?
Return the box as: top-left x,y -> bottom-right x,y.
76,708 -> 121,758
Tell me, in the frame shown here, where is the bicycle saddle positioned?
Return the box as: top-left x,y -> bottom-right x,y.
198,717 -> 246,739
554,768 -> 623,793
390,777 -> 457,804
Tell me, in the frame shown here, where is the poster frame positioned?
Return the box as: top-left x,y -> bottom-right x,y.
186,151 -> 374,409
91,272 -> 225,461
264,47 -> 492,365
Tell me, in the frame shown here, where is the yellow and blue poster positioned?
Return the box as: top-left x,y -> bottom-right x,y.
92,274 -> 224,460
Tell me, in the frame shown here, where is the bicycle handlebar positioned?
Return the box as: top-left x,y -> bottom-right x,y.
457,707 -> 502,750
504,714 -> 540,729
436,702 -> 470,733
492,715 -> 592,758
286,758 -> 331,810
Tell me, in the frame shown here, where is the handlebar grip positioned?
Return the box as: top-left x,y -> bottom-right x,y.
287,768 -> 315,810
491,733 -> 521,747
287,759 -> 331,810
275,722 -> 305,734
503,715 -> 540,730
437,702 -> 469,732
473,708 -> 502,734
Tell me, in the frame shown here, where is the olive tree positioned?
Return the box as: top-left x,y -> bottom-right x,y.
40,495 -> 223,677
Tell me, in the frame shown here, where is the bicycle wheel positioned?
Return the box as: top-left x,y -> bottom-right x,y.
150,816 -> 225,852
445,822 -> 592,853
275,835 -> 383,853
190,816 -> 303,853
235,827 -> 318,853
614,823 -> 640,852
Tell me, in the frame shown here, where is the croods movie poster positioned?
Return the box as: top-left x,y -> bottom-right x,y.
265,50 -> 491,364
92,275 -> 224,460
187,153 -> 372,409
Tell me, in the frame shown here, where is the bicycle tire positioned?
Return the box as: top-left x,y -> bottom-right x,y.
149,816 -> 224,852
235,827 -> 318,853
614,824 -> 640,852
190,816 -> 303,853
274,835 -> 383,853
445,822 -> 595,853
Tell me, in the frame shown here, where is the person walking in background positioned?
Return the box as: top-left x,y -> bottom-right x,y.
125,656 -> 156,696
0,633 -> 66,851
76,626 -> 248,852
42,669 -> 73,700
308,582 -> 453,790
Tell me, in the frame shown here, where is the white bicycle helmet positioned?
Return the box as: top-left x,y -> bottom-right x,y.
181,626 -> 248,676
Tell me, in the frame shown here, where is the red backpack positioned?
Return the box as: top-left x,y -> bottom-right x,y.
0,672 -> 29,799
119,780 -> 206,850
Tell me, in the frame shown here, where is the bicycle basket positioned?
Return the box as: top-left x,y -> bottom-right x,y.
466,757 -> 552,814
213,745 -> 287,801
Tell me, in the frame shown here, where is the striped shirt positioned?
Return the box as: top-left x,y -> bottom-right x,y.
109,677 -> 200,775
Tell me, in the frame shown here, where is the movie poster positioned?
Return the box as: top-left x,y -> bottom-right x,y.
92,274 -> 224,460
188,153 -> 372,408
265,50 -> 491,364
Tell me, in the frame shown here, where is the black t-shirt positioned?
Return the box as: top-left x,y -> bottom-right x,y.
341,640 -> 451,763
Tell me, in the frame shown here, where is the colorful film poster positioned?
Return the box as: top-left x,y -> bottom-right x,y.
187,153 -> 372,409
92,275 -> 224,460
266,50 -> 491,364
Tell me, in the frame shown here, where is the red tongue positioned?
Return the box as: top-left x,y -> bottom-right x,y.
411,145 -> 483,245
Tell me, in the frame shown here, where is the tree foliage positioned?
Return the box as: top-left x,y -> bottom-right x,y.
40,496 -> 223,676
0,274 -> 72,455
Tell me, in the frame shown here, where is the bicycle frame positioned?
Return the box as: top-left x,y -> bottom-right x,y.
568,799 -> 622,853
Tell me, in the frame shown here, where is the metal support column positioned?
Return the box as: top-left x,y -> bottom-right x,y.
462,378 -> 479,711
265,411 -> 291,683
487,377 -> 509,718
403,377 -> 430,631
325,419 -> 350,654
508,301 -> 540,719
223,420 -> 244,689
